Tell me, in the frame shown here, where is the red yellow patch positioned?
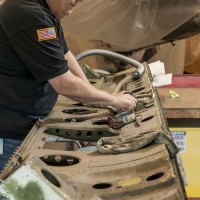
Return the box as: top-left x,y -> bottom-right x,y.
37,27 -> 56,42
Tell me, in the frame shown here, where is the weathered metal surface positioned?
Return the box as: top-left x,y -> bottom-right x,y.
0,63 -> 187,199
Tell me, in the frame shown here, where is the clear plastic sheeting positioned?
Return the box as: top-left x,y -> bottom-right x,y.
0,0 -> 5,5
184,34 -> 200,73
62,0 -> 200,51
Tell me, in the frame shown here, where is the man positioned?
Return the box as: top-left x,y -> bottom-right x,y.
0,0 -> 137,171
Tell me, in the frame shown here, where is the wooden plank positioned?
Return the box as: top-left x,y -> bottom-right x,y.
157,88 -> 200,118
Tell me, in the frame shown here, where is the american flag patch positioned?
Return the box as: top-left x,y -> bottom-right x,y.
37,27 -> 56,42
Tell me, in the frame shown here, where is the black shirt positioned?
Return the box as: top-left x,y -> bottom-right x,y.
0,0 -> 69,139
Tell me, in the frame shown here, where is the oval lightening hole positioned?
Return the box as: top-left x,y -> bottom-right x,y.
92,120 -> 109,125
62,109 -> 94,115
132,87 -> 145,93
93,183 -> 112,189
90,81 -> 96,84
40,155 -> 80,166
141,116 -> 154,122
135,83 -> 142,87
41,169 -> 61,188
72,103 -> 83,106
146,172 -> 164,181
65,118 -> 85,122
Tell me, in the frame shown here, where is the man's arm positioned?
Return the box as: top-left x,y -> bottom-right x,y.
64,50 -> 90,84
48,70 -> 137,112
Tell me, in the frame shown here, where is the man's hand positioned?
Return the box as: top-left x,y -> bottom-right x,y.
49,71 -> 137,112
112,93 -> 137,112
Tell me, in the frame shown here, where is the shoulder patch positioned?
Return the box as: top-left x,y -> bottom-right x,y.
37,27 -> 56,42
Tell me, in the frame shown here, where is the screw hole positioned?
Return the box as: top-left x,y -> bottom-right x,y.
87,132 -> 92,137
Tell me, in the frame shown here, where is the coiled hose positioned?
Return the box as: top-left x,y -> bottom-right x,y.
75,49 -> 145,93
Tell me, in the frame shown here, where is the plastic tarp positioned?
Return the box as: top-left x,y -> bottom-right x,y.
62,0 -> 200,51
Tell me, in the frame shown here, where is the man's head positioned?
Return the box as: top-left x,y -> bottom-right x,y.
47,0 -> 83,19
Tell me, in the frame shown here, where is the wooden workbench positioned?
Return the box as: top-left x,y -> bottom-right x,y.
157,75 -> 200,119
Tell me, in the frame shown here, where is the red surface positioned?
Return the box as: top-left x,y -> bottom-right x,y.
158,74 -> 200,88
